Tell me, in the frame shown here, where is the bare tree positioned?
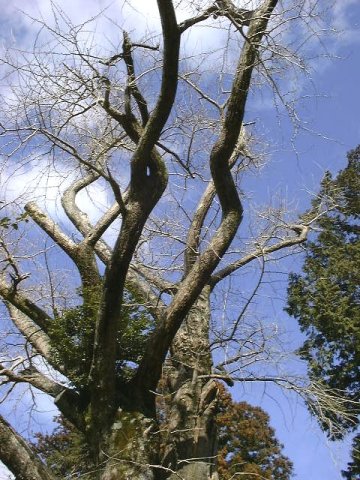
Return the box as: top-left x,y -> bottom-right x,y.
0,1 -> 352,479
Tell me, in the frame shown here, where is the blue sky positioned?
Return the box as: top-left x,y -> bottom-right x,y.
236,3 -> 360,477
0,1 -> 359,479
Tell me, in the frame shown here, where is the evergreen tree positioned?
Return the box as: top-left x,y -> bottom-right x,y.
342,434 -> 360,480
286,146 -> 360,476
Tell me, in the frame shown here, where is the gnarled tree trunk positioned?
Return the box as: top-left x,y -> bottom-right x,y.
99,410 -> 159,480
0,2 -> 314,480
160,288 -> 219,480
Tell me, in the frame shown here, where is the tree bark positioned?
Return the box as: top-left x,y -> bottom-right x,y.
161,288 -> 219,480
0,415 -> 55,480
99,409 -> 159,480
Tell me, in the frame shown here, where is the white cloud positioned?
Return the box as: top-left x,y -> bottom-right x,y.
0,0 -> 160,49
2,156 -> 112,226
0,463 -> 13,480
332,0 -> 360,45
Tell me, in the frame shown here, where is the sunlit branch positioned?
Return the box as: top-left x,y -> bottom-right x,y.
25,202 -> 100,286
6,304 -> 51,360
185,183 -> 216,273
25,202 -> 78,257
0,278 -> 52,333
0,414 -> 55,480
210,224 -> 309,287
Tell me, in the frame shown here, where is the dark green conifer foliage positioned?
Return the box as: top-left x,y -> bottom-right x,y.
286,146 -> 360,477
342,434 -> 360,480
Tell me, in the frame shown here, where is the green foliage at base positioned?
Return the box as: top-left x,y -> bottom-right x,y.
49,286 -> 154,388
34,385 -> 293,480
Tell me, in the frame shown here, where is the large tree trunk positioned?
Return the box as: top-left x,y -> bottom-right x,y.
96,288 -> 217,480
99,410 -> 159,480
91,288 -> 217,480
161,287 -> 219,480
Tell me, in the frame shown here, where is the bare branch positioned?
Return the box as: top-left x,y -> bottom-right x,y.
179,5 -> 218,33
122,31 -> 149,125
210,224 -> 309,287
0,414 -> 55,480
6,304 -> 52,360
0,278 -> 52,333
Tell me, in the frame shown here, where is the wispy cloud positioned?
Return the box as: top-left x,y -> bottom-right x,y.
2,155 -> 111,227
332,0 -> 360,45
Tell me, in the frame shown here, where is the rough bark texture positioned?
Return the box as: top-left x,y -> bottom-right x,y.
0,2 -> 315,480
160,289 -> 219,479
0,415 -> 55,480
99,410 -> 159,480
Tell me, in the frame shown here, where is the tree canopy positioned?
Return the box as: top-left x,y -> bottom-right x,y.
0,1 -> 355,479
287,146 -> 360,476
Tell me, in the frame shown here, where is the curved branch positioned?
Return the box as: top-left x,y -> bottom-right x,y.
0,414 -> 55,480
0,278 -> 52,333
130,0 -> 180,178
184,129 -> 249,273
62,172 -> 166,317
134,0 -> 279,400
6,304 -> 51,360
61,170 -> 100,236
61,173 -> 117,258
